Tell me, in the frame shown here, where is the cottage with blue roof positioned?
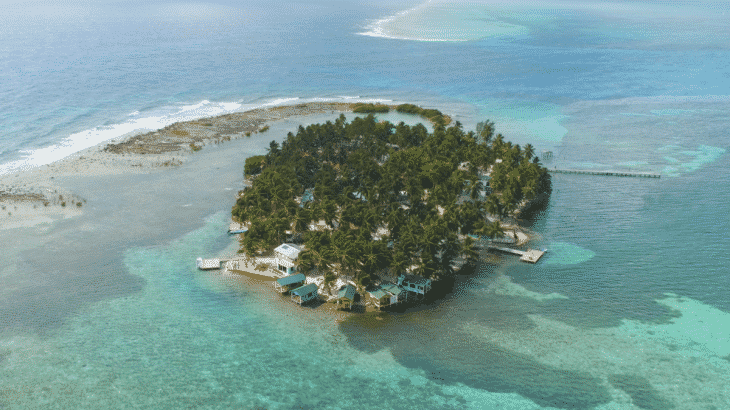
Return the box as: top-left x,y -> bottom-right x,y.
291,283 -> 319,305
337,284 -> 357,310
274,273 -> 306,294
366,286 -> 391,310
380,282 -> 407,305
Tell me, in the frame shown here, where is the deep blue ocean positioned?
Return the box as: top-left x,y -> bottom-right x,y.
1,0 -> 729,408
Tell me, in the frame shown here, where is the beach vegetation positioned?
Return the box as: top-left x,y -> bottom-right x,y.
353,103 -> 390,114
260,125 -> 270,133
189,143 -> 202,152
476,120 -> 495,144
395,104 -> 450,125
244,155 -> 266,176
232,113 -> 550,283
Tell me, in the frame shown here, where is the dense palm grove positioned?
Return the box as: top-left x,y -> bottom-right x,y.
232,114 -> 550,291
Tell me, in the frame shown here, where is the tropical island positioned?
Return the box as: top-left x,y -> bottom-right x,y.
229,103 -> 551,309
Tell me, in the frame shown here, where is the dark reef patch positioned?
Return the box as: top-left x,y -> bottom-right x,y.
608,374 -> 674,410
339,312 -> 611,409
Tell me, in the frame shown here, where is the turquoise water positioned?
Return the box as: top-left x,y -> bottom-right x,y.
2,0 -> 730,408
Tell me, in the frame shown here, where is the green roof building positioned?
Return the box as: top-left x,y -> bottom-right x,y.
366,286 -> 391,310
291,283 -> 319,305
381,282 -> 408,304
337,284 -> 357,310
274,273 -> 306,293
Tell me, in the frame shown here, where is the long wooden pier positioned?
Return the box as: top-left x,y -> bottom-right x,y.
548,169 -> 660,178
488,246 -> 546,263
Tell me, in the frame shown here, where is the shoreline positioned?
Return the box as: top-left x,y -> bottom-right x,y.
0,102 -> 358,231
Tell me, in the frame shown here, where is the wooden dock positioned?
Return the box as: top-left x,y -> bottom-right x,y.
488,246 -> 546,263
548,169 -> 660,178
196,257 -> 228,270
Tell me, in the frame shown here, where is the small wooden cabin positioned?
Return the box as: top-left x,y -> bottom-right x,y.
274,273 -> 306,294
291,283 -> 319,305
336,284 -> 357,310
380,283 -> 407,305
366,287 -> 391,310
397,274 -> 431,297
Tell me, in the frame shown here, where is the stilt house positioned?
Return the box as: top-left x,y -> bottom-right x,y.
366,286 -> 391,310
291,283 -> 318,305
397,274 -> 431,297
336,284 -> 357,310
274,273 -> 306,294
380,283 -> 407,305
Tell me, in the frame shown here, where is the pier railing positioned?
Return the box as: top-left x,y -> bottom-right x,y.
548,169 -> 660,178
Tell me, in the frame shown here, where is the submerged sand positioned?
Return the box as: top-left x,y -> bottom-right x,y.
0,102 -> 357,231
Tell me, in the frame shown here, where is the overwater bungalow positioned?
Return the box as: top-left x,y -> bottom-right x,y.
274,243 -> 303,275
274,273 -> 306,294
336,284 -> 357,310
397,274 -> 431,298
291,283 -> 319,305
380,283 -> 407,305
366,286 -> 391,310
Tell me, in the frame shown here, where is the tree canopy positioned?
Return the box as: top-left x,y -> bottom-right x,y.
232,113 -> 550,287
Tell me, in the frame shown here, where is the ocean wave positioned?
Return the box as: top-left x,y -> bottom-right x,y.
258,97 -> 300,107
307,96 -> 393,104
0,98 -> 245,176
357,0 -> 527,42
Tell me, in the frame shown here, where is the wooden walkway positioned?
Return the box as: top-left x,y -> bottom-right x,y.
548,169 -> 660,178
488,246 -> 546,263
196,257 -> 229,270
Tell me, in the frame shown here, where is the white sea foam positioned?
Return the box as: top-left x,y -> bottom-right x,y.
258,97 -> 299,107
307,96 -> 393,104
358,0 -> 527,42
0,99 -> 248,175
358,1 -> 430,41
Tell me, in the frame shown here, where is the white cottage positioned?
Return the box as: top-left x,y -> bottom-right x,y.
397,274 -> 432,297
274,243 -> 303,275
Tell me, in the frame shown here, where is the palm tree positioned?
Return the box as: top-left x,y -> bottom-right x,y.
485,195 -> 503,219
484,220 -> 505,241
390,250 -> 411,277
293,208 -> 311,234
476,120 -> 495,144
524,144 -> 535,161
461,236 -> 479,267
493,134 -> 505,153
